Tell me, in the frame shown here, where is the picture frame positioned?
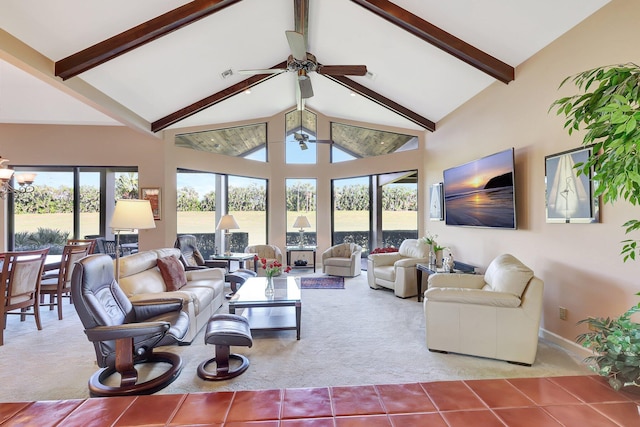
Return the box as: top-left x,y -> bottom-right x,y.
429,182 -> 444,221
140,187 -> 161,221
545,146 -> 599,223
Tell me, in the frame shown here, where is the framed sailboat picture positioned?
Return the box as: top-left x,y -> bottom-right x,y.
545,146 -> 599,223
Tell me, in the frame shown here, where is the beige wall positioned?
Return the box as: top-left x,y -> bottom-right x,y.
425,0 -> 638,346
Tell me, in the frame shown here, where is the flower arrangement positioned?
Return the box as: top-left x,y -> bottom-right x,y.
255,255 -> 291,278
420,232 -> 445,252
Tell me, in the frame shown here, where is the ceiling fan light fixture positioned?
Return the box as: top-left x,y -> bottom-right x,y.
299,140 -> 308,150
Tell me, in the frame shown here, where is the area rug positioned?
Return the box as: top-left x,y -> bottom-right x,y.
300,276 -> 345,289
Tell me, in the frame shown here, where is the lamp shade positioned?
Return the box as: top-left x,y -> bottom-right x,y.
110,199 -> 156,231
216,214 -> 240,230
293,215 -> 311,229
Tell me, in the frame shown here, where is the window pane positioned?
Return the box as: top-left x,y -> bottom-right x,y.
286,178 -> 316,246
331,122 -> 418,162
381,171 -> 418,247
176,171 -> 217,257
228,175 -> 267,250
286,109 -> 317,164
79,171 -> 100,238
14,171 -> 73,253
175,123 -> 267,161
332,177 -> 370,251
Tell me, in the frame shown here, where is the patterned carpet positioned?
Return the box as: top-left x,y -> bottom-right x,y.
300,276 -> 345,289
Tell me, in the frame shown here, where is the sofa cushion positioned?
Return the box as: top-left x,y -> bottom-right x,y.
398,239 -> 428,258
484,254 -> 533,297
157,256 -> 187,291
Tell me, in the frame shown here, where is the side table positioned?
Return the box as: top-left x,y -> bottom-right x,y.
286,246 -> 317,272
416,261 -> 478,302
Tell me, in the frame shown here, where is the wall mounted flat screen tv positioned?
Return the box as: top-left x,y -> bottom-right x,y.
443,148 -> 516,229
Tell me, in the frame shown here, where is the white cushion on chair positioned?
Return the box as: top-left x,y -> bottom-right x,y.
484,254 -> 533,297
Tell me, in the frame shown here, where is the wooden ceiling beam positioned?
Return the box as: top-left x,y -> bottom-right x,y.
55,0 -> 243,80
322,74 -> 436,131
350,0 -> 514,83
151,61 -> 287,132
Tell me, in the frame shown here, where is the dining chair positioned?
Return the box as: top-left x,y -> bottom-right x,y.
0,248 -> 49,346
40,244 -> 92,320
67,238 -> 97,254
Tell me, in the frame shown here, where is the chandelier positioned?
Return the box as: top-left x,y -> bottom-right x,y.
0,157 -> 36,199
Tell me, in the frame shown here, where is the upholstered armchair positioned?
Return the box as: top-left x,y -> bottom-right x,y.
244,244 -> 283,276
423,254 -> 544,365
321,242 -> 362,277
367,239 -> 428,298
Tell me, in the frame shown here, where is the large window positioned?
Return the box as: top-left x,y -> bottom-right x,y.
380,171 -> 418,247
286,178 -> 316,246
10,167 -> 137,253
332,176 -> 370,251
176,171 -> 216,235
228,175 -> 267,248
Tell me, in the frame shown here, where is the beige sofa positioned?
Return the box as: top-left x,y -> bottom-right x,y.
117,248 -> 226,344
423,254 -> 544,365
367,239 -> 429,298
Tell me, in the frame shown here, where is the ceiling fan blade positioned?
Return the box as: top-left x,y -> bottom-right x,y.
237,68 -> 286,75
286,30 -> 307,61
316,65 -> 368,76
298,72 -> 314,98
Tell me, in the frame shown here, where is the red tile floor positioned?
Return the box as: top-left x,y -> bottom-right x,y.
1,375 -> 639,426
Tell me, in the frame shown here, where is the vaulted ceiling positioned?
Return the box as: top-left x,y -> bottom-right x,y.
0,0 -> 609,137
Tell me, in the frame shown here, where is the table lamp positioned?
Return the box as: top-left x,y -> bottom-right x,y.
110,199 -> 156,281
292,215 -> 311,248
216,214 -> 240,256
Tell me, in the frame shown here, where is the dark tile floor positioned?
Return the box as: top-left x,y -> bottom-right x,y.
1,375 -> 639,426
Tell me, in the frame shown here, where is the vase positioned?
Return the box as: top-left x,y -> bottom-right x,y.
265,276 -> 275,297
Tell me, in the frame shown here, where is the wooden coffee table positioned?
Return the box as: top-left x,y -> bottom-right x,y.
228,276 -> 301,340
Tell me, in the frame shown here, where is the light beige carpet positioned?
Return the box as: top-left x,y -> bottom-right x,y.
0,271 -> 589,402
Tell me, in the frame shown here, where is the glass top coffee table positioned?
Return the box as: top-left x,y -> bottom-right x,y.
228,276 -> 301,340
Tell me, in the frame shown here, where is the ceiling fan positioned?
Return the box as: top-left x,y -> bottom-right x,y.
238,0 -> 368,111
291,110 -> 333,150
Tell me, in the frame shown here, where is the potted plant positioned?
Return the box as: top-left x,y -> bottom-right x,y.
576,299 -> 640,391
551,63 -> 640,390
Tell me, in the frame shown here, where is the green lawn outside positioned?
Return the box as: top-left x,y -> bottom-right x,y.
15,211 -> 417,241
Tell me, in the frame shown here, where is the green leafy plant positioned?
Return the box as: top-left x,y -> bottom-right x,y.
552,63 -> 640,390
550,63 -> 640,261
576,301 -> 640,391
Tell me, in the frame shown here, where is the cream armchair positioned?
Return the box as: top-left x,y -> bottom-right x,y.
423,254 -> 544,365
367,239 -> 428,298
321,242 -> 362,277
244,244 -> 283,276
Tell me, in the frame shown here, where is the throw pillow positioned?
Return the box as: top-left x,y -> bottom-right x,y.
157,255 -> 187,291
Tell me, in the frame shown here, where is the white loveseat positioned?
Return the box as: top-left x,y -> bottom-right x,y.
117,248 -> 226,344
423,254 -> 544,365
367,239 -> 429,298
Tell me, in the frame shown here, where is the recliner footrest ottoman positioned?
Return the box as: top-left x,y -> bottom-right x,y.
225,269 -> 257,298
197,314 -> 253,381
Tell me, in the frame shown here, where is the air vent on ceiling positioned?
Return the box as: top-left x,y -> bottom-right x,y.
220,69 -> 234,79
365,71 -> 376,80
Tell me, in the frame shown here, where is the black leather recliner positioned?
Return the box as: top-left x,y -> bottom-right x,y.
71,254 -> 189,397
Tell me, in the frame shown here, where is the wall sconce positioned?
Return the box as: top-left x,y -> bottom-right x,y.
0,157 -> 36,199
292,215 -> 311,248
216,214 -> 240,256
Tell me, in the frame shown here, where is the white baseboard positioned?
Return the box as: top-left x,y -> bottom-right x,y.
540,328 -> 593,360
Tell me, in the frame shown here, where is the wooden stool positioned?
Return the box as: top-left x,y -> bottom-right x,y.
197,314 -> 253,381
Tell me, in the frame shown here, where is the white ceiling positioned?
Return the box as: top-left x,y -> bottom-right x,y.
0,0 -> 610,136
